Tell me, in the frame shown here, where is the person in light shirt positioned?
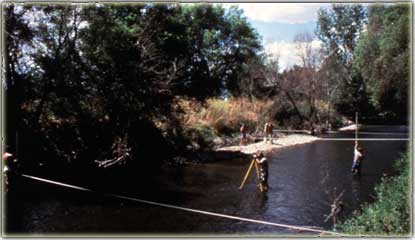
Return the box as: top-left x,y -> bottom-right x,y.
263,122 -> 269,143
3,150 -> 14,188
351,141 -> 363,175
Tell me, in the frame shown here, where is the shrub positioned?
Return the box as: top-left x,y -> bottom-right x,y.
181,97 -> 273,136
184,124 -> 217,149
335,153 -> 411,236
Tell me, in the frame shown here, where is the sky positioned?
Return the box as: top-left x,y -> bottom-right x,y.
224,3 -> 330,71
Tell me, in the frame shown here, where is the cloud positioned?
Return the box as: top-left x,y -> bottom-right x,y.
233,3 -> 329,24
264,40 -> 322,71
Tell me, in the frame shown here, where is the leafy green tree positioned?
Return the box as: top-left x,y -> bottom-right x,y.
316,4 -> 370,119
220,6 -> 263,97
317,4 -> 366,68
169,5 -> 263,99
3,3 -> 264,170
353,3 -> 410,123
333,69 -> 373,118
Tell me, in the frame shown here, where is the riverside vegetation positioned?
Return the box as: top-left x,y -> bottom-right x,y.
5,3 -> 410,172
3,2 -> 411,234
335,153 -> 411,235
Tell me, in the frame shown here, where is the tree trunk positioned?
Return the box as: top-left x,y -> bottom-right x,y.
284,91 -> 308,123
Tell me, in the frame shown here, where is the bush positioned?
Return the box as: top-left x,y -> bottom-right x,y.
181,98 -> 273,136
184,124 -> 217,149
335,153 -> 411,236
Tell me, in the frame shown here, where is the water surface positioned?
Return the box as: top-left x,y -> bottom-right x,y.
5,126 -> 409,235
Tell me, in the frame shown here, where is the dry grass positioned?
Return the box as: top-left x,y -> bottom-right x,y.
180,98 -> 273,135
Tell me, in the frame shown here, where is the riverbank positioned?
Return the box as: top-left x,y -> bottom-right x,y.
5,127 -> 408,236
217,134 -> 319,155
338,124 -> 360,131
335,153 -> 410,236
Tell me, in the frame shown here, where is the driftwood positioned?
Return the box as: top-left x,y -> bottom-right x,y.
324,190 -> 345,224
95,153 -> 130,168
95,136 -> 131,168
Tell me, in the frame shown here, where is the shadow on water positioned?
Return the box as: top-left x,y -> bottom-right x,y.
4,126 -> 409,235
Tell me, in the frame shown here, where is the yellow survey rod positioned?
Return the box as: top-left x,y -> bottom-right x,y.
239,159 -> 255,190
254,162 -> 264,192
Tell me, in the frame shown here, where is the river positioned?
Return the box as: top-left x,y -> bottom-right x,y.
4,126 -> 409,236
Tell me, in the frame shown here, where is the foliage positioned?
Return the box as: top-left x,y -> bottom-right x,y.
3,2 -> 411,173
316,4 -> 371,120
4,4 -> 35,155
317,3 -> 410,124
183,124 -> 217,149
182,98 -> 273,135
317,4 -> 366,67
353,3 -> 410,123
335,153 -> 411,236
277,63 -> 324,125
4,3 -> 263,170
333,69 -> 374,119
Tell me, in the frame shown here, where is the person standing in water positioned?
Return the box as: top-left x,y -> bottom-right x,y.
255,152 -> 269,192
351,141 -> 363,175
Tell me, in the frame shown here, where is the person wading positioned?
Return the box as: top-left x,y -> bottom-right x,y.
351,141 -> 363,175
255,152 -> 269,192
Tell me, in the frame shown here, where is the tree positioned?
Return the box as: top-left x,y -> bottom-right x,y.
293,32 -> 323,123
353,3 -> 410,123
316,4 -> 370,120
12,5 -> 93,166
333,68 -> 373,118
4,4 -> 34,155
264,32 -> 324,127
317,4 -> 366,69
3,3 -> 266,170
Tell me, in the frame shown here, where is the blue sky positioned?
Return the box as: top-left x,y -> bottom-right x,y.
250,20 -> 317,43
223,3 -> 330,70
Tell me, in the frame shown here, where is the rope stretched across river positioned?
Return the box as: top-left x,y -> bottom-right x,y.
21,174 -> 343,236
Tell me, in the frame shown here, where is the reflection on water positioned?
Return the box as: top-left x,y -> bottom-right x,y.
351,176 -> 362,205
5,126 -> 409,235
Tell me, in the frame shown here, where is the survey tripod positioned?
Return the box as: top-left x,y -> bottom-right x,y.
239,157 -> 267,192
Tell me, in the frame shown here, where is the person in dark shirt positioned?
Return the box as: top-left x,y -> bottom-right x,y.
255,152 -> 269,192
240,123 -> 247,146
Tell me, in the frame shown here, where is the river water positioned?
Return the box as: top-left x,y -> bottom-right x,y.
4,126 -> 409,236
